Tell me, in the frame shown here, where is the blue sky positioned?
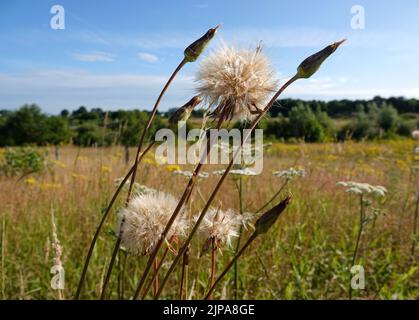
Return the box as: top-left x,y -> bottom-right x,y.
1,0 -> 418,114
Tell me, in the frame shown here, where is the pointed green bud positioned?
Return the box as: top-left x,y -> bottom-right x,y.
184,25 -> 221,62
169,95 -> 203,124
296,39 -> 346,79
254,196 -> 291,235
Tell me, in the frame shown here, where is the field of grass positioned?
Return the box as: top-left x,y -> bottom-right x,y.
0,140 -> 418,300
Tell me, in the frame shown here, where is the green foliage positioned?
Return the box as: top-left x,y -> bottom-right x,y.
0,97 -> 418,146
0,147 -> 44,176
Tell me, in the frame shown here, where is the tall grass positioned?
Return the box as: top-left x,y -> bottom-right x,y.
0,141 -> 417,299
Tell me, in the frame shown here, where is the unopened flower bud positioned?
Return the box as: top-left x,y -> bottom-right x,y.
254,196 -> 291,235
169,95 -> 203,124
184,25 -> 221,62
296,39 -> 346,79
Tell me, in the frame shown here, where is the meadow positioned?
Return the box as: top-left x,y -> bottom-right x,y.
0,139 -> 417,300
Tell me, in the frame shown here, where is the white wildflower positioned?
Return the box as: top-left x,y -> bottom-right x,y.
337,181 -> 387,197
212,168 -> 258,176
173,170 -> 209,179
412,130 -> 419,140
273,167 -> 306,180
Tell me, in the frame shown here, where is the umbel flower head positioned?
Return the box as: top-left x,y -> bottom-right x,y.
273,167 -> 306,180
116,192 -> 188,256
337,181 -> 387,197
199,208 -> 253,251
196,45 -> 278,122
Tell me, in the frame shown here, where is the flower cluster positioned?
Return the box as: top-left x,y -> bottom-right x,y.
174,170 -> 209,179
273,167 -> 306,180
337,181 -> 387,197
212,168 -> 258,177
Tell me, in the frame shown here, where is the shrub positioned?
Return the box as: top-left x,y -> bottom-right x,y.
0,147 -> 45,176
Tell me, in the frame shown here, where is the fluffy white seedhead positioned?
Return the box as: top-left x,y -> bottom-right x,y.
196,46 -> 278,122
116,192 -> 188,256
412,130 -> 419,140
198,208 -> 253,249
337,181 -> 387,197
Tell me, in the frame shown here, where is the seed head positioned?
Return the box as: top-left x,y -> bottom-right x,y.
198,208 -> 252,250
117,192 -> 188,256
196,45 -> 278,122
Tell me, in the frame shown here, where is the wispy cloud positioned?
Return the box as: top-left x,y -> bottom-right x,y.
138,52 -> 159,63
72,27 -> 419,51
0,69 -> 194,112
71,51 -> 115,62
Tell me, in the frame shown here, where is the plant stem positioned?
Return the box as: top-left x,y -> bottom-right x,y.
179,245 -> 190,300
208,238 -> 217,300
126,58 -> 187,204
132,118 -> 224,300
75,141 -> 155,299
204,232 -> 258,300
234,176 -> 244,299
255,180 -> 288,214
153,257 -> 159,297
155,75 -> 300,299
411,195 -> 419,256
141,241 -> 171,300
99,60 -> 187,300
349,194 -> 364,300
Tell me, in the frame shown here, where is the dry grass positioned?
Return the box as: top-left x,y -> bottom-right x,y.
0,140 -> 418,299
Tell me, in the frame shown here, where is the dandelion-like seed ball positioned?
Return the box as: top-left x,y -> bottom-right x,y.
198,208 -> 253,251
196,46 -> 278,122
116,192 -> 188,256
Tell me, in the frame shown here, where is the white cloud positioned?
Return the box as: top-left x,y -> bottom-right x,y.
0,69 -> 194,112
72,52 -> 115,62
138,52 -> 159,63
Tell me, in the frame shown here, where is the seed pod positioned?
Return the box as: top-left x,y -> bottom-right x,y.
296,39 -> 346,79
254,196 -> 291,235
184,25 -> 221,62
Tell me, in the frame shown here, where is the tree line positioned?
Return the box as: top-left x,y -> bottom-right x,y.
0,96 -> 418,146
